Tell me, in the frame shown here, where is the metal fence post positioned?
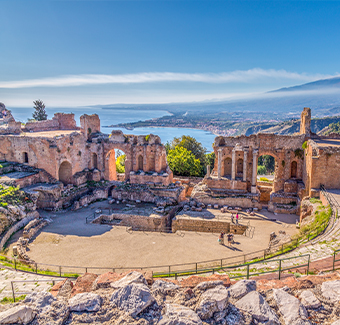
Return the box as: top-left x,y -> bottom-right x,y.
196,263 -> 198,274
35,263 -> 38,274
14,258 -> 17,270
59,266 -> 61,277
168,265 -> 171,277
278,260 -> 282,280
334,251 -> 336,271
307,255 -> 310,275
220,259 -> 223,269
11,282 -> 15,302
247,264 -> 250,279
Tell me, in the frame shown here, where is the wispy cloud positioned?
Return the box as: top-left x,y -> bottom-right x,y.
0,69 -> 335,89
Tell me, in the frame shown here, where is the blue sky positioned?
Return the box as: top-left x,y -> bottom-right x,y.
1,0 -> 340,107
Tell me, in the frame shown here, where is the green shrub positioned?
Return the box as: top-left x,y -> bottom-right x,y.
259,177 -> 270,182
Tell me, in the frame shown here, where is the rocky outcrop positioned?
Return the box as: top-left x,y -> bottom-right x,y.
111,282 -> 157,317
0,305 -> 35,324
5,271 -> 340,324
273,288 -> 311,325
68,292 -> 102,312
235,291 -> 279,325
159,304 -> 202,325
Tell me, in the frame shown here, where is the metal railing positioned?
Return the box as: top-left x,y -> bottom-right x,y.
10,279 -> 58,302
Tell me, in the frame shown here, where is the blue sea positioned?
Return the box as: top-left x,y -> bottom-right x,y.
10,106 -> 216,151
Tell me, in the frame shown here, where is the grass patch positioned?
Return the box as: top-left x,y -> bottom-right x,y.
1,295 -> 26,304
310,197 -> 322,204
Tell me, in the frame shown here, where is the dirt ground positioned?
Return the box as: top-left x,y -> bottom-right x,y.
11,200 -> 299,274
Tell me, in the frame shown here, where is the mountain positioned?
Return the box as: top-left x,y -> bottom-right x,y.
272,76 -> 340,93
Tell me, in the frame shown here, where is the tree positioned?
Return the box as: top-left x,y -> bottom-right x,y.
167,147 -> 201,177
32,100 -> 47,121
116,154 -> 126,173
206,152 -> 216,170
257,165 -> 267,175
258,155 -> 275,174
171,135 -> 207,165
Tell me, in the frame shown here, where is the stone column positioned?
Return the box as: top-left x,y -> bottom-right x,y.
206,165 -> 211,178
251,150 -> 258,193
217,149 -> 222,180
231,149 -> 236,180
243,150 -> 248,182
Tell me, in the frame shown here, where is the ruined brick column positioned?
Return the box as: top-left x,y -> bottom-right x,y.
231,149 -> 236,180
243,150 -> 248,182
206,165 -> 211,178
217,149 -> 222,180
251,149 -> 258,193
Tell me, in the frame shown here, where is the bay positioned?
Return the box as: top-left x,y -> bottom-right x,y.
10,106 -> 216,151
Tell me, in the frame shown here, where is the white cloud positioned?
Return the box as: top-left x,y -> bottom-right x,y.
0,69 -> 335,89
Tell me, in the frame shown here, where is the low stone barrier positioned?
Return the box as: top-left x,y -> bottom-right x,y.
0,212 -> 39,251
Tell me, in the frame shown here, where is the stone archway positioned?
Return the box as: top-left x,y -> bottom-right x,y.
59,161 -> 72,185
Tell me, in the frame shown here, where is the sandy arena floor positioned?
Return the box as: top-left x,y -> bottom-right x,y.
9,201 -> 299,273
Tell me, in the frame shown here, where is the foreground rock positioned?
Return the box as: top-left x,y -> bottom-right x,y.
196,285 -> 229,320
111,283 -> 156,317
0,305 -> 35,324
273,288 -> 311,325
110,271 -> 148,289
68,292 -> 102,312
24,292 -> 56,314
227,279 -> 256,300
299,290 -> 321,309
235,291 -> 279,325
158,304 -> 202,325
321,280 -> 340,302
152,279 -> 180,294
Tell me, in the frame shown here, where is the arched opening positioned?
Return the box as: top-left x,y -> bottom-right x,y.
236,158 -> 243,177
137,155 -> 144,171
223,157 -> 232,177
107,149 -> 126,181
59,161 -> 73,185
257,154 -> 275,205
23,152 -> 28,164
291,161 -> 297,178
92,153 -> 98,169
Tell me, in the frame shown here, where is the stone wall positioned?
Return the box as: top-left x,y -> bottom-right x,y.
24,113 -> 77,132
171,217 -> 247,234
93,213 -> 168,232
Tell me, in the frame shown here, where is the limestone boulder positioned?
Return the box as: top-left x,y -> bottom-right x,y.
273,288 -> 310,325
235,291 -> 279,325
321,280 -> 340,302
68,292 -> 102,312
110,271 -> 147,289
196,285 -> 229,320
111,282 -> 156,317
0,305 -> 35,324
194,280 -> 224,291
24,291 -> 56,314
300,290 -> 321,309
152,280 -> 179,294
158,304 -> 202,325
331,320 -> 340,325
227,279 -> 256,300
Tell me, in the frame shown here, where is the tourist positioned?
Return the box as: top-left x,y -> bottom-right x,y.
219,232 -> 224,245
231,213 -> 234,224
236,213 -> 239,224
227,233 -> 233,246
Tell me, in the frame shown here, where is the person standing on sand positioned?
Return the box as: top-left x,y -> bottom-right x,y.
231,213 -> 234,224
227,233 -> 232,246
236,213 -> 239,224
219,232 -> 224,245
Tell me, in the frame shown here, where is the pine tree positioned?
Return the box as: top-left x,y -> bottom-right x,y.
32,100 -> 47,121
